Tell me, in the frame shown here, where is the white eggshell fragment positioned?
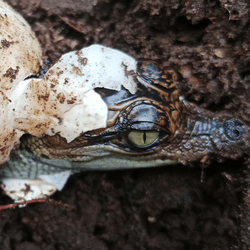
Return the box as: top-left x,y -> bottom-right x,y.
1,179 -> 57,203
0,0 -> 42,164
8,78 -> 108,142
42,44 -> 137,141
1,170 -> 71,203
46,44 -> 137,94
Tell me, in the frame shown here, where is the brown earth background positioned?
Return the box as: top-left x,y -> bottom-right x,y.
1,0 -> 250,249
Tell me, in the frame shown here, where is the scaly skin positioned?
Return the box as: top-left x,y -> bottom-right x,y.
1,61 -> 249,179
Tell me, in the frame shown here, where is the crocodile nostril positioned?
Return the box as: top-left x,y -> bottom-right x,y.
233,129 -> 240,138
223,119 -> 244,140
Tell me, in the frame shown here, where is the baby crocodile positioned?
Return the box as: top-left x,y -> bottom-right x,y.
1,61 -> 249,180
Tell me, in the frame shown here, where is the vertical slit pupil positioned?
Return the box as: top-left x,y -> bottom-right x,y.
143,131 -> 146,143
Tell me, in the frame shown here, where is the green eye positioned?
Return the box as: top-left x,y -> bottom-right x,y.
128,131 -> 159,147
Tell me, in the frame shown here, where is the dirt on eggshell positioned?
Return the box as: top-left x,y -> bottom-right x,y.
0,0 -> 250,249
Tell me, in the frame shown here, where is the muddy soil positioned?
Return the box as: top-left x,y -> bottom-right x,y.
1,0 -> 250,249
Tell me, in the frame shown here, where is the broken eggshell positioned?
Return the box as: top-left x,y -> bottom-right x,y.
11,44 -> 137,142
2,44 -> 137,164
2,44 -> 137,202
1,179 -> 57,204
0,0 -> 43,164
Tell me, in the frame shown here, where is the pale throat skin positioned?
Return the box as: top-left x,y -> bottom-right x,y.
1,61 -> 249,180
